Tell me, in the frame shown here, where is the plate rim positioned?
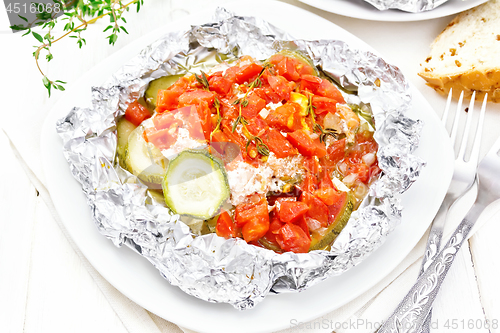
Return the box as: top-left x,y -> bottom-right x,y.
40,1 -> 454,332
297,0 -> 489,22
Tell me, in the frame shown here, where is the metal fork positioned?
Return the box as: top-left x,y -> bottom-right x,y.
420,90 -> 485,275
378,130 -> 500,333
416,90 -> 486,331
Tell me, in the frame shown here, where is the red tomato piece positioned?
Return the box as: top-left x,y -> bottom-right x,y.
156,90 -> 181,113
152,109 -> 183,130
209,75 -> 233,95
300,74 -> 322,93
327,190 -> 348,226
316,79 -> 345,103
314,187 -> 341,206
287,130 -> 316,157
253,86 -> 282,104
295,216 -> 311,239
240,93 -> 266,118
178,90 -> 215,107
125,101 -> 151,127
236,63 -> 264,84
234,196 -> 270,227
300,191 -> 329,227
262,129 -> 297,158
268,75 -> 293,101
143,127 -> 177,150
312,96 -> 337,115
242,217 -> 269,243
278,201 -> 309,223
275,223 -> 311,253
312,137 -> 327,158
264,103 -> 297,131
216,211 -> 237,239
192,101 -> 212,141
327,138 -> 346,164
276,57 -> 300,82
346,163 -> 370,183
303,156 -> 320,176
318,170 -> 334,189
301,171 -> 318,193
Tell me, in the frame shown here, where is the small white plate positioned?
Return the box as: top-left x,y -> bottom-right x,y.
41,1 -> 453,332
298,0 -> 488,22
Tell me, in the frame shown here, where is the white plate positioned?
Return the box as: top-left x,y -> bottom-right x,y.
298,0 -> 488,21
40,1 -> 453,332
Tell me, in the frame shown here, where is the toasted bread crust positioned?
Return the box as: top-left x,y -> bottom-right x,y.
419,69 -> 500,102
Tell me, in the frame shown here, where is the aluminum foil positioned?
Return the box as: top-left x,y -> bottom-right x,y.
363,0 -> 448,12
56,8 -> 425,310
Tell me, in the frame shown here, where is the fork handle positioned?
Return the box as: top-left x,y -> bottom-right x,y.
418,193 -> 456,276
378,203 -> 485,333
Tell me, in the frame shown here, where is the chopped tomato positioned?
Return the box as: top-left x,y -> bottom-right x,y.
275,223 -> 311,253
143,127 -> 177,150
346,162 -> 370,183
253,86 -> 282,104
287,130 -> 316,157
216,211 -> 237,239
262,129 -> 297,158
318,170 -> 334,189
125,101 -> 151,127
178,90 -> 215,107
300,191 -> 329,227
312,137 -> 327,158
209,74 -> 233,95
295,216 -> 311,239
236,63 -> 263,84
264,103 -> 296,131
234,195 -> 270,229
240,93 -> 266,118
303,156 -> 320,175
313,187 -> 341,206
301,171 -> 318,193
268,75 -> 293,100
275,57 -> 300,81
316,79 -> 345,103
327,190 -> 348,226
278,201 -> 309,223
327,138 -> 346,164
156,90 -> 180,113
312,96 -> 337,114
300,74 -> 322,93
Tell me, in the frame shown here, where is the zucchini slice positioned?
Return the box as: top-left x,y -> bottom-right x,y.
124,125 -> 168,186
162,149 -> 230,219
144,75 -> 184,109
309,192 -> 355,251
116,117 -> 137,169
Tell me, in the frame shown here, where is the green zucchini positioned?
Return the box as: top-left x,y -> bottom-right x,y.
162,149 -> 230,219
144,75 -> 184,109
124,125 -> 168,187
309,192 -> 355,251
116,117 -> 137,169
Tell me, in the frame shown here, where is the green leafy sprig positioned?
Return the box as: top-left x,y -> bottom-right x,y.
11,0 -> 144,96
306,94 -> 338,144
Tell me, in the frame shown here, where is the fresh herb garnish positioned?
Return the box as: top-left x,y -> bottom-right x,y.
12,0 -> 143,97
195,71 -> 210,91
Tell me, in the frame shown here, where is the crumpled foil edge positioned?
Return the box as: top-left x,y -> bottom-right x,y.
56,8 -> 425,310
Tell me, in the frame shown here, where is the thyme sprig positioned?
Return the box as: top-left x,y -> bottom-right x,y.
306,94 -> 339,144
195,71 -> 210,91
246,136 -> 270,157
210,97 -> 222,141
12,0 -> 143,96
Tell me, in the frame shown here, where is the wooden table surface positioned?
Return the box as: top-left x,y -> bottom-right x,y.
1,0 -> 499,332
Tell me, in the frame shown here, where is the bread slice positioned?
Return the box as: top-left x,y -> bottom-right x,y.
419,0 -> 500,102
